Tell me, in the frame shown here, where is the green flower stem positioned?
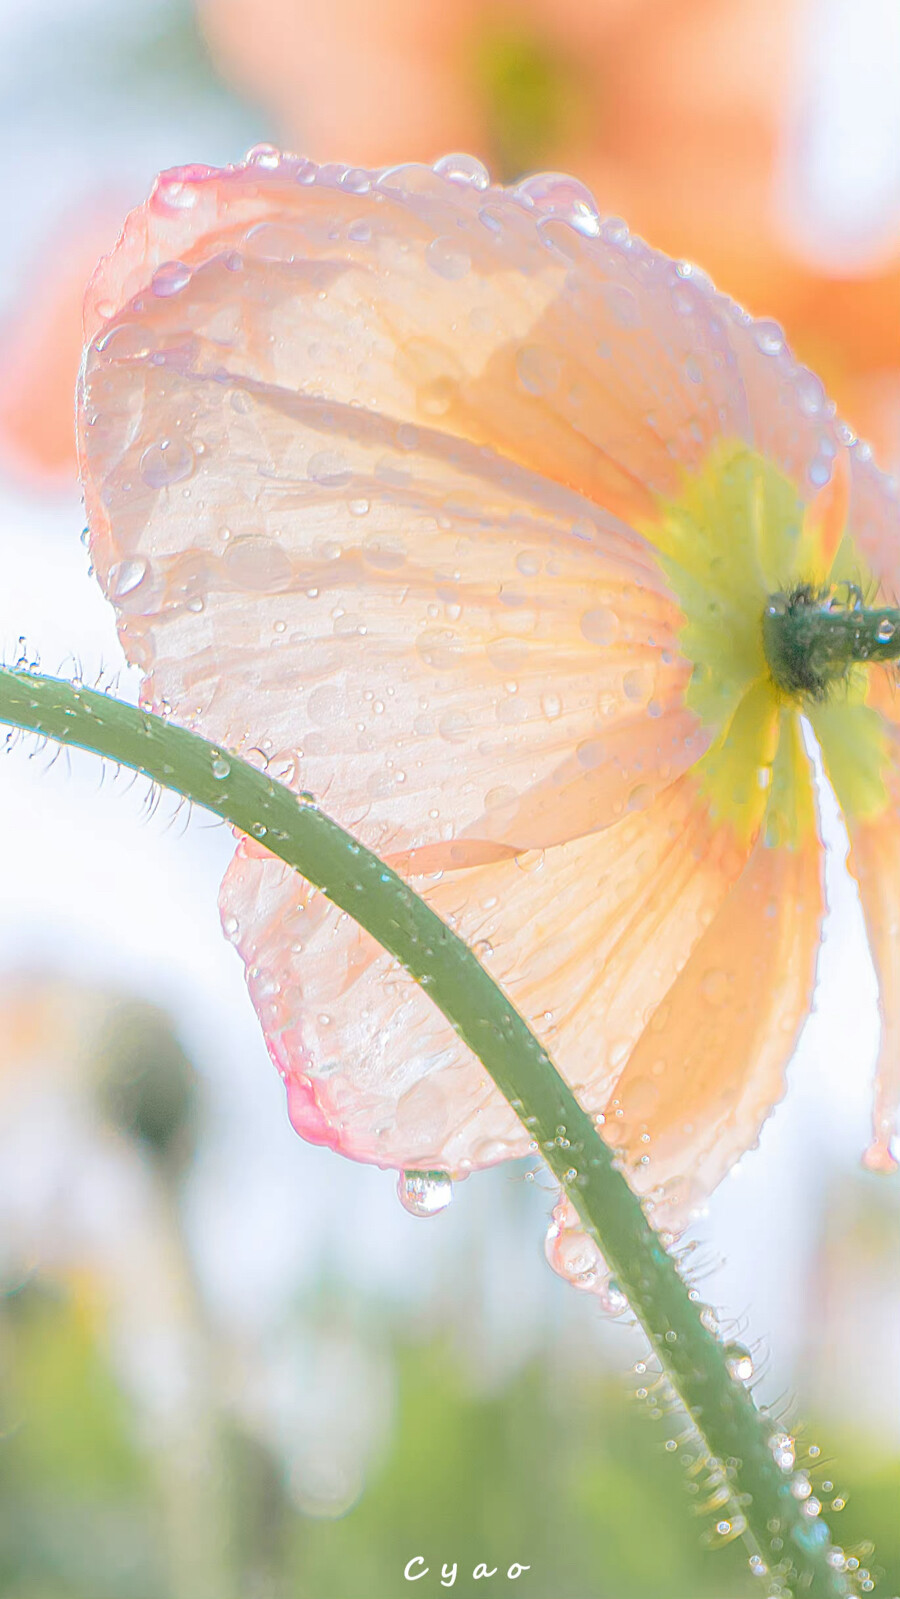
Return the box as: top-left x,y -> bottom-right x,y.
0,667 -> 848,1597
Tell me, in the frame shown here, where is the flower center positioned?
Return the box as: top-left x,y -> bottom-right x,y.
639,442 -> 897,841
763,583 -> 900,702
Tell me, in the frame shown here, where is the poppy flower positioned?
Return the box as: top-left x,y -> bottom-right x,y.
77,154 -> 900,1274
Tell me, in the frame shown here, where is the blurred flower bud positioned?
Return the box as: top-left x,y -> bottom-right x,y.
93,1000 -> 199,1178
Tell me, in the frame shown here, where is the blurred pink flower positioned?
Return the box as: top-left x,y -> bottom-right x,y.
77,155 -> 900,1256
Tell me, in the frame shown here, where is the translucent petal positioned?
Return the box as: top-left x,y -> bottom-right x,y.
614,719 -> 824,1227
76,155 -> 852,1183
815,454 -> 900,1168
815,681 -> 900,1172
838,814 -> 900,1171
78,158 -> 724,854
218,775 -> 750,1173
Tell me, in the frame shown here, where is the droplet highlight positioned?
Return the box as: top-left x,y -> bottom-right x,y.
397,1170 -> 454,1217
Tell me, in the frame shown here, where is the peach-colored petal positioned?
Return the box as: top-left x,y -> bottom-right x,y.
78,157 -> 856,862
545,742 -> 822,1286
78,155 -> 872,1188
219,775 -> 751,1173
812,445 -> 900,1170
841,443 -> 900,601
80,157 -> 731,856
613,733 -> 823,1225
837,813 -> 900,1172
79,157 -> 854,525
815,679 -> 900,1171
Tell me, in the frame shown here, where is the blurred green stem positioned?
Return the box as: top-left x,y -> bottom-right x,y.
154,1181 -> 237,1599
0,668 -> 849,1598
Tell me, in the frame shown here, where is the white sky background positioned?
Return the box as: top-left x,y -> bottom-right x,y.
0,0 -> 898,1446
779,0 -> 900,270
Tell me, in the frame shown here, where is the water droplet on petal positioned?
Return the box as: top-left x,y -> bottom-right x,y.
109,557 -> 149,599
223,534 -> 292,591
245,143 -> 282,170
140,438 -> 195,488
339,167 -> 371,193
514,173 -> 602,237
307,449 -> 352,485
515,343 -> 562,396
753,319 -> 785,357
515,551 -> 541,578
155,176 -> 201,211
514,848 -> 545,873
699,968 -> 730,1006
426,237 -> 471,281
580,607 -> 619,646
97,321 -> 155,360
397,1170 -> 454,1217
151,260 -> 192,298
433,153 -> 490,190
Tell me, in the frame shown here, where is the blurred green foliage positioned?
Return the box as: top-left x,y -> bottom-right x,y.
1,1272 -> 897,1599
0,1282 -> 159,1599
471,24 -> 586,182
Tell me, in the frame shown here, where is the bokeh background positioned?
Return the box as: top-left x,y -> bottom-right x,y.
1,2 -> 899,1595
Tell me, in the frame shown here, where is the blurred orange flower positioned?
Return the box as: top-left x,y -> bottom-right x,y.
77,157 -> 900,1277
198,0 -> 900,471
0,208 -> 122,490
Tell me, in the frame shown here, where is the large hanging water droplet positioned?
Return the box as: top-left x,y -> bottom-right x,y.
723,1342 -> 754,1382
397,1170 -> 453,1217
